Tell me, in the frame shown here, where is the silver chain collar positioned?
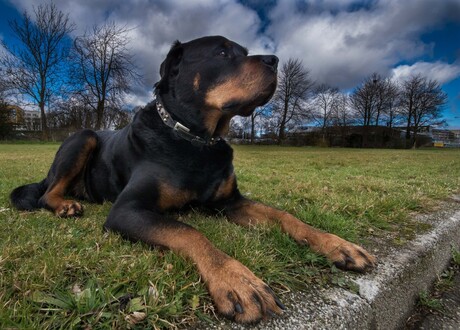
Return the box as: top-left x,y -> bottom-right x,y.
154,94 -> 222,147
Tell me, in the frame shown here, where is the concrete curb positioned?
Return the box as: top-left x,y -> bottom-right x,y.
354,207 -> 460,329
209,204 -> 460,330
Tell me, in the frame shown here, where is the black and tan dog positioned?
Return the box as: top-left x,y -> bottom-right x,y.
10,36 -> 375,323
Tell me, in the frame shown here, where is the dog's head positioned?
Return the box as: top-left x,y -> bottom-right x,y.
155,36 -> 278,137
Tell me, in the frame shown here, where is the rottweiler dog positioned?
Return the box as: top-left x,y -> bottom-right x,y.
10,36 -> 375,323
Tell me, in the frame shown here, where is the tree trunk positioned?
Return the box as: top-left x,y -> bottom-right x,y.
363,105 -> 368,126
405,118 -> 412,149
250,114 -> 255,144
405,115 -> 412,140
375,107 -> 380,126
278,100 -> 289,144
405,98 -> 413,147
412,129 -> 418,149
278,121 -> 285,144
412,116 -> 419,148
95,100 -> 105,130
39,102 -> 49,140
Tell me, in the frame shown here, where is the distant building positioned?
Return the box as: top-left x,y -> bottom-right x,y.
287,125 -> 320,135
431,128 -> 455,142
392,125 -> 460,147
8,106 -> 41,131
450,129 -> 460,139
22,110 -> 41,131
7,105 -> 23,124
429,127 -> 460,147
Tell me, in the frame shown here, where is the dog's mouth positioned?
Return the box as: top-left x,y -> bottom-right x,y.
221,78 -> 277,115
204,57 -> 278,118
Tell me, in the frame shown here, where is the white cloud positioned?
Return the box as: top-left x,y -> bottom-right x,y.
9,0 -> 265,104
6,0 -> 460,104
266,0 -> 460,88
124,92 -> 152,108
111,0 -> 264,90
391,61 -> 460,84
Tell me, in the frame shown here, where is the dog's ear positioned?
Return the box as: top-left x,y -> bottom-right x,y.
155,40 -> 183,91
160,40 -> 183,77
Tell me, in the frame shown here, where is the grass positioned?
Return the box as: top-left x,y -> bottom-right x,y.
417,291 -> 444,313
408,247 -> 460,328
1,144 -> 459,329
452,246 -> 460,266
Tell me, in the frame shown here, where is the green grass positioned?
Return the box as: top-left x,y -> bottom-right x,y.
452,246 -> 460,266
1,144 -> 459,328
417,291 -> 444,313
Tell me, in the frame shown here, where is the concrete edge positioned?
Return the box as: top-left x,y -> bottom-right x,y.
354,207 -> 460,329
212,205 -> 460,330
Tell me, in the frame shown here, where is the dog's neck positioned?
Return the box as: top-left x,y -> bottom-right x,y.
154,92 -> 222,147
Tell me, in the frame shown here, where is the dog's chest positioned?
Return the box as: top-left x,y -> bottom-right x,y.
156,170 -> 233,211
155,150 -> 234,211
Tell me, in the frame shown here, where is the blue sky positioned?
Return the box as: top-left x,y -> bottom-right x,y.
1,0 -> 460,127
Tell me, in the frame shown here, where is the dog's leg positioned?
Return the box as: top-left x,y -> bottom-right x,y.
221,194 -> 376,272
104,174 -> 284,323
39,129 -> 98,217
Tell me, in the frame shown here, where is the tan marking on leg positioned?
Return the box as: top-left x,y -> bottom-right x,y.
226,199 -> 376,272
43,136 -> 96,217
150,225 -> 283,323
157,182 -> 196,211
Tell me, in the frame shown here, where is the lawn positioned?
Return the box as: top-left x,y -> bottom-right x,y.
1,144 -> 459,329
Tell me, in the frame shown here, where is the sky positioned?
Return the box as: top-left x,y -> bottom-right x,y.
1,0 -> 460,128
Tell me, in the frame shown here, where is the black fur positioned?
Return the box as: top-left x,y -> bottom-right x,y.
10,35 -> 278,229
10,180 -> 47,210
9,36 -> 282,323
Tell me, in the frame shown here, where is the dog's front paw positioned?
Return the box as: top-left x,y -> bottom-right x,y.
205,258 -> 285,323
55,200 -> 83,217
315,233 -> 376,272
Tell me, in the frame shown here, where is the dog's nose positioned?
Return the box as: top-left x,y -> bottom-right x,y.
261,55 -> 279,70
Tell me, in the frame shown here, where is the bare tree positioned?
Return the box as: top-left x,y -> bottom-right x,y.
400,75 -> 421,143
48,97 -> 93,129
328,93 -> 355,147
350,73 -> 383,126
400,74 -> 447,147
228,118 -> 242,139
0,99 -> 14,139
374,77 -> 386,126
249,105 -> 270,143
331,93 -> 353,127
71,22 -> 139,130
382,79 -> 400,128
1,3 -> 74,139
103,106 -> 133,130
271,58 -> 313,143
48,95 -> 133,131
312,83 -> 339,141
0,68 -> 7,98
